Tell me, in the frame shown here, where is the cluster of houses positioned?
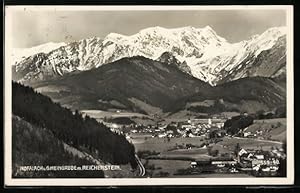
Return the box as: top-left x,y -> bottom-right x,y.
189,147 -> 285,176
237,148 -> 285,174
176,119 -> 225,138
236,127 -> 266,139
125,118 -> 226,139
96,113 -> 231,141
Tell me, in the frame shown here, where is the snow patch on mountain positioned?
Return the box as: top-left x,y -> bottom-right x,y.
14,26 -> 287,85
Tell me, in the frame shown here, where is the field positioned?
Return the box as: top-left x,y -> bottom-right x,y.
81,109 -> 159,125
131,134 -> 206,152
160,148 -> 212,160
145,159 -> 190,177
132,131 -> 284,159
219,136 -> 283,151
131,130 -> 285,178
245,118 -> 286,142
146,160 -> 252,178
144,157 -> 254,178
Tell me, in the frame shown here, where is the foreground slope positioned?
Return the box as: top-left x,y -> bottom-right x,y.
12,115 -> 105,178
12,82 -> 137,167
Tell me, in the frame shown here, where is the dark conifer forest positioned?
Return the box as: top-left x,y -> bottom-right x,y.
12,115 -> 105,178
12,81 -> 137,167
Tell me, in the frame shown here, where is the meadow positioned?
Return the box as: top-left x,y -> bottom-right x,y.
131,134 -> 206,152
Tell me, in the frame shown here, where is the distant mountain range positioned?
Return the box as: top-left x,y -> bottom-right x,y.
12,26 -> 286,85
30,56 -> 286,115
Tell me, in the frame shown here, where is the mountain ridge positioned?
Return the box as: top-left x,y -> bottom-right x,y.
12,26 -> 287,85
29,56 -> 286,115
30,56 -> 212,113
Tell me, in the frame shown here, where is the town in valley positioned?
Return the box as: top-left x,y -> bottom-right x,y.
82,109 -> 286,178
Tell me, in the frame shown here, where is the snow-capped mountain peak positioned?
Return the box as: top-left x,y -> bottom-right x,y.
246,27 -> 286,57
13,26 -> 287,85
11,42 -> 66,65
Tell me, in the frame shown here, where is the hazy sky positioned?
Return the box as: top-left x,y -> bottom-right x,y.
8,8 -> 287,48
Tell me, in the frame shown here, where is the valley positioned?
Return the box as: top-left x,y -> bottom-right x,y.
11,24 -> 288,179
80,108 -> 286,178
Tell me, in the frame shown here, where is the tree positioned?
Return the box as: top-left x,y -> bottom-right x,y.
223,115 -> 254,135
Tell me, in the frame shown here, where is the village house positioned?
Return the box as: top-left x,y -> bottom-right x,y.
237,148 -> 281,173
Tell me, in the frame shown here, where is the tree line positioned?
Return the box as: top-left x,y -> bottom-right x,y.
12,82 -> 137,168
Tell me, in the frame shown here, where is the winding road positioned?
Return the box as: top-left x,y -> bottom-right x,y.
135,154 -> 146,177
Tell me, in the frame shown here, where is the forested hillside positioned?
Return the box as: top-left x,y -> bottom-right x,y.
12,115 -> 105,178
12,82 -> 137,167
29,56 -> 211,114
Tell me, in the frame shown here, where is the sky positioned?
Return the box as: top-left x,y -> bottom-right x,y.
7,7 -> 287,48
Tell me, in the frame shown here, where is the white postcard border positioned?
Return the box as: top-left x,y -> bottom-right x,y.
4,5 -> 294,186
